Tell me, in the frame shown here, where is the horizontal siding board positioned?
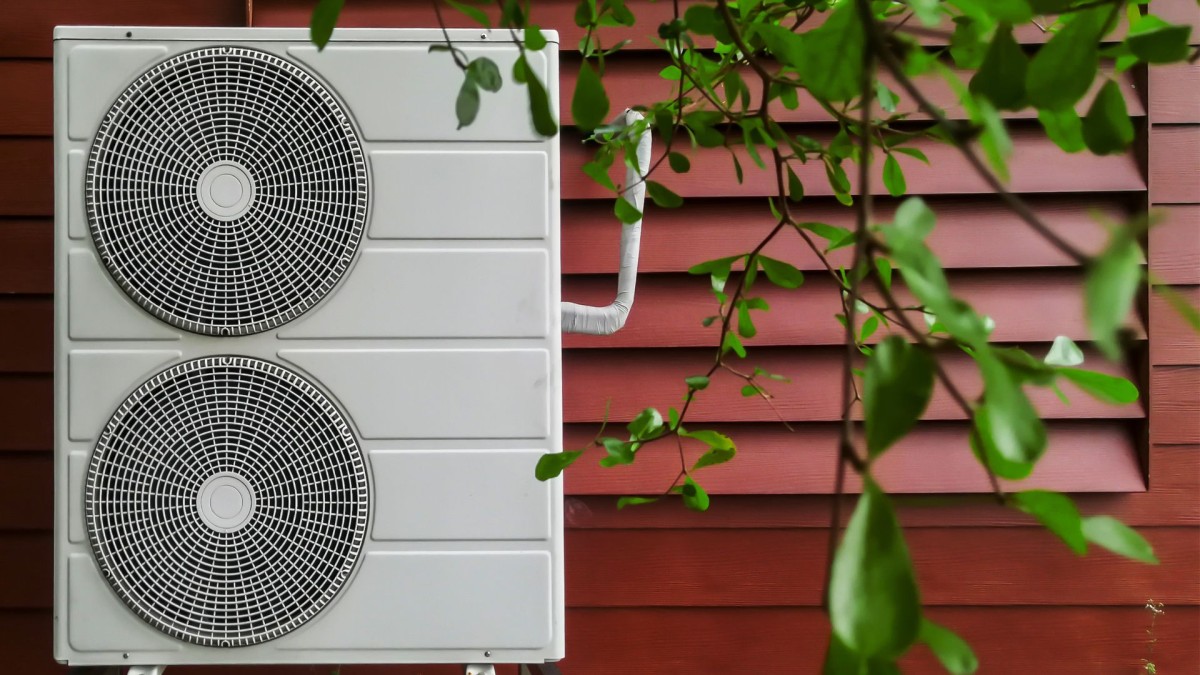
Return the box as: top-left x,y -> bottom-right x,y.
0,220 -> 51,294
1149,125 -> 1200,204
563,421 -> 1143,495
565,196 -> 1130,274
0,61 -> 51,137
4,528 -> 1195,609
0,140 -> 51,217
0,298 -> 51,373
561,270 -> 1143,349
561,347 -> 1142,423
561,528 -> 1199,608
0,1 -> 246,57
1149,205 -> 1200,284
561,127 -> 1146,200
1149,286 -> 1200,365
564,444 -> 1198,530
1149,61 -> 1200,123
0,377 -> 50,450
561,606 -> 1200,675
1149,366 -> 1200,444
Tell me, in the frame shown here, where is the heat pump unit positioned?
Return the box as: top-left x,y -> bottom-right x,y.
53,27 -> 567,668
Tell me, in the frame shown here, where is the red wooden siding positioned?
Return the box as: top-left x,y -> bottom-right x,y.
0,0 -> 1194,673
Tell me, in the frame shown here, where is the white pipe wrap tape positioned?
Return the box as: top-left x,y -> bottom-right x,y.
561,109 -> 652,335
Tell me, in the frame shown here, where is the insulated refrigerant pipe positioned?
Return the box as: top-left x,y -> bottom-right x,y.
560,108 -> 653,335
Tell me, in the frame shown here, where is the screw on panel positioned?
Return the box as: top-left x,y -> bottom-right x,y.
485,650 -> 492,657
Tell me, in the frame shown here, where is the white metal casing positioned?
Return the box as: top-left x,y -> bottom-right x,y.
53,26 -> 564,666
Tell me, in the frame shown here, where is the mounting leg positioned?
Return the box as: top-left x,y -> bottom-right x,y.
464,666 -> 497,675
127,668 -> 165,675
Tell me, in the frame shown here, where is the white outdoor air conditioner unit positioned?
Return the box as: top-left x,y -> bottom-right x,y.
52,26 -> 649,670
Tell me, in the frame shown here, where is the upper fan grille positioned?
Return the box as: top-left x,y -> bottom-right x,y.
85,357 -> 369,647
86,47 -> 368,336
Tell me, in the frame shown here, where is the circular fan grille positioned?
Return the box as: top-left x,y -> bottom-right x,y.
85,357 -> 369,647
86,47 -> 368,336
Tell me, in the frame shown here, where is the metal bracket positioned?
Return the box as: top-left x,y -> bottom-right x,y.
464,666 -> 497,675
127,668 -> 166,675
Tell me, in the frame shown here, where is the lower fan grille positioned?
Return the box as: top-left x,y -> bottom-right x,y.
85,357 -> 369,647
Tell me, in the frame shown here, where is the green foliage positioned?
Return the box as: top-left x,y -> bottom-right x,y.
309,0 -> 344,50
1082,80 -> 1135,155
919,619 -> 979,675
1026,7 -> 1107,111
535,450 -> 583,480
572,60 -> 610,131
1083,516 -> 1158,564
1086,230 -> 1142,360
1013,489 -> 1087,554
864,337 -> 935,459
969,24 -> 1028,111
829,480 -> 921,660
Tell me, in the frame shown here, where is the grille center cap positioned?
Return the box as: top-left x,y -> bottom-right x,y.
198,473 -> 255,532
198,162 -> 254,221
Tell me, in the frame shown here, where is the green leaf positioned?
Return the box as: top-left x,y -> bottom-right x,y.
310,0 -> 345,50
860,315 -> 880,343
864,337 -> 936,458
614,196 -> 643,224
627,407 -> 663,439
680,476 -> 710,511
969,24 -> 1028,111
616,496 -> 659,509
737,301 -> 757,338
1013,490 -> 1086,555
754,24 -> 805,69
668,151 -> 691,173
599,437 -> 636,466
787,166 -> 805,202
1038,107 -> 1086,153
975,98 -> 1012,180
875,81 -> 898,113
893,197 -> 937,240
919,619 -> 979,675
582,159 -> 617,191
1026,8 -> 1105,110
683,4 -> 720,35
455,79 -> 481,129
468,57 -> 503,92
975,350 -> 1047,467
1044,335 -> 1084,367
1082,516 -> 1158,563
722,331 -> 747,358
524,25 -> 547,49
1059,368 -> 1139,404
572,60 -> 610,131
1127,14 -> 1192,63
893,147 -> 930,164
740,384 -> 758,397
517,57 -> 558,136
690,430 -> 737,470
1085,233 -> 1141,360
802,222 -> 853,247
685,375 -> 710,391
759,256 -> 804,289
970,416 -> 1034,481
908,0 -> 942,26
688,255 -> 740,292
1082,79 -> 1135,155
875,258 -> 893,290
949,17 -> 987,69
882,154 -> 907,197
798,1 -> 865,102
647,181 -> 683,208
829,480 -> 921,659
535,450 -> 583,480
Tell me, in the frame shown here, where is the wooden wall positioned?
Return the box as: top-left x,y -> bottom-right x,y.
0,1 -> 1195,672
